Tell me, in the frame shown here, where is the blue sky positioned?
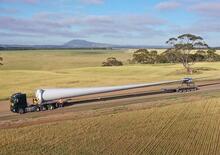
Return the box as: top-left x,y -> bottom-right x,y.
0,0 -> 220,46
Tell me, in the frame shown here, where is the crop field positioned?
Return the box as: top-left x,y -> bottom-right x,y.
0,49 -> 220,100
1,90 -> 220,154
1,49 -> 220,154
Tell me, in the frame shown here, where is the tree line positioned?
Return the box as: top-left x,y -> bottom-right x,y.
131,34 -> 219,74
131,48 -> 219,64
102,34 -> 219,74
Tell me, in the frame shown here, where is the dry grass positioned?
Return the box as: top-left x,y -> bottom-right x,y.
1,93 -> 220,154
1,49 -> 220,154
1,49 -> 220,100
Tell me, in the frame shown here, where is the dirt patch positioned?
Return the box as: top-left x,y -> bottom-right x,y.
194,67 -> 218,71
169,67 -> 217,75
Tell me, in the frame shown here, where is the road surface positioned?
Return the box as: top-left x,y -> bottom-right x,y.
0,79 -> 220,129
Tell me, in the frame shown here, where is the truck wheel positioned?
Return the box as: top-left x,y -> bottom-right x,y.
36,107 -> 40,112
18,108 -> 24,114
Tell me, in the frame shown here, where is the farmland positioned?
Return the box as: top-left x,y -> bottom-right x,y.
1,88 -> 220,154
0,49 -> 220,100
1,49 -> 220,154
2,0 -> 220,154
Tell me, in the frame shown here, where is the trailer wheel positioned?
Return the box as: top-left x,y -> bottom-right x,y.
18,108 -> 24,114
183,89 -> 187,93
48,105 -> 55,110
40,106 -> 47,111
57,103 -> 64,108
178,89 -> 183,93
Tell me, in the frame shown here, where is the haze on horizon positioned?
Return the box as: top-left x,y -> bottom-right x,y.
0,0 -> 220,46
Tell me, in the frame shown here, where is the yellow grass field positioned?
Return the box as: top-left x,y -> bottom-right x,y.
0,49 -> 220,100
1,49 -> 220,154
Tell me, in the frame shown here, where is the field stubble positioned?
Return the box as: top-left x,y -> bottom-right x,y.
1,94 -> 220,154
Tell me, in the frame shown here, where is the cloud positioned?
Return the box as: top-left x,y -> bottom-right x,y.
179,19 -> 220,34
0,31 -> 41,37
80,0 -> 104,5
0,13 -> 166,41
0,0 -> 38,4
0,7 -> 19,14
155,1 -> 181,11
0,16 -> 84,38
189,2 -> 220,17
177,1 -> 220,45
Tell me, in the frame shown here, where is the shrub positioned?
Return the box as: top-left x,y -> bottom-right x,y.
102,57 -> 123,66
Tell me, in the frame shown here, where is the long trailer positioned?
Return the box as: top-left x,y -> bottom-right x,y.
10,78 -> 198,114
162,79 -> 198,93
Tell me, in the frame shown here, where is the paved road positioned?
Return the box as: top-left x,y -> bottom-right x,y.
0,79 -> 220,129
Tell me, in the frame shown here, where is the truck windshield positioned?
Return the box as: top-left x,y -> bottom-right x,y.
10,97 -> 14,103
10,96 -> 16,104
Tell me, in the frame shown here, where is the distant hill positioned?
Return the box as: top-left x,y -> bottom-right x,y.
0,39 -> 168,50
62,39 -> 113,48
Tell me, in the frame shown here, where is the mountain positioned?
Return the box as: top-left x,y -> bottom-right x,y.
63,39 -> 113,48
0,39 -> 168,50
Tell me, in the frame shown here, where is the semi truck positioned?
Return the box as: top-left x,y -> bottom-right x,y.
10,78 -> 198,114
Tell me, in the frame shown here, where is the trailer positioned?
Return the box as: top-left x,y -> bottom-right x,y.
162,78 -> 198,93
10,78 -> 198,114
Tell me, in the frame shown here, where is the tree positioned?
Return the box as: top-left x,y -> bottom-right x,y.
150,50 -> 159,64
132,49 -> 159,64
0,56 -> 3,65
206,49 -> 220,62
161,48 -> 179,63
166,34 -> 209,74
102,57 -> 123,66
193,50 -> 206,62
132,49 -> 149,64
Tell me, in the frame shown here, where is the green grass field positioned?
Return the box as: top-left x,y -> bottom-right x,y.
1,49 -> 220,100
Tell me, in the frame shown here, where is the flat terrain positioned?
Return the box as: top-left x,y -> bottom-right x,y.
0,79 -> 220,127
1,81 -> 220,154
1,49 -> 220,154
1,49 -> 220,100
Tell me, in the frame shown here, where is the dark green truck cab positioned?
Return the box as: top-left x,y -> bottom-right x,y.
10,93 -> 39,114
10,93 -> 28,114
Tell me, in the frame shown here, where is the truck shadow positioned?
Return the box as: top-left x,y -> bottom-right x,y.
60,82 -> 220,106
63,90 -> 166,107
198,82 -> 220,87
